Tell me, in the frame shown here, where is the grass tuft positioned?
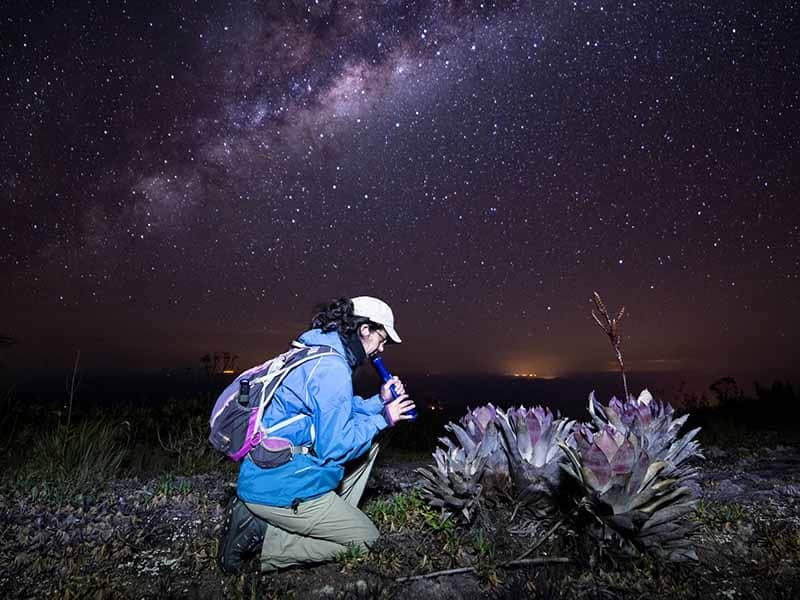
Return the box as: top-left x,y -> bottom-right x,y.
156,413 -> 223,475
335,543 -> 369,570
365,489 -> 450,533
24,420 -> 129,501
694,500 -> 747,527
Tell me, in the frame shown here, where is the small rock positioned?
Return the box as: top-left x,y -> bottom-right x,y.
750,490 -> 777,502
714,479 -> 745,500
706,446 -> 728,459
354,579 -> 369,598
407,578 -> 464,600
313,584 -> 335,598
780,485 -> 800,497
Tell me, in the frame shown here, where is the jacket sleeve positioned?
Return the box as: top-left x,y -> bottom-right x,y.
307,358 -> 388,464
352,393 -> 384,416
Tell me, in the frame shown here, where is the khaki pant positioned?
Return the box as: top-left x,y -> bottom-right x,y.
245,442 -> 381,572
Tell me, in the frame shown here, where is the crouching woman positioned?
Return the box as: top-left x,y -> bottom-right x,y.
218,296 -> 415,573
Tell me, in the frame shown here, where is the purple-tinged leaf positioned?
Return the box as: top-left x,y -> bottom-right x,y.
636,403 -> 652,426
611,437 -> 636,475
581,442 -> 612,490
574,426 -> 593,454
626,447 -> 651,496
525,412 -> 542,444
593,428 -> 619,463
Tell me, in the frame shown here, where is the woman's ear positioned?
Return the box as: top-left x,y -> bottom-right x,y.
358,323 -> 371,339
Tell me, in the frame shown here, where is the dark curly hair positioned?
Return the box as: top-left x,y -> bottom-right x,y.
310,297 -> 379,337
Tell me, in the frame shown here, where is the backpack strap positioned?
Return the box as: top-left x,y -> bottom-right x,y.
248,344 -> 341,457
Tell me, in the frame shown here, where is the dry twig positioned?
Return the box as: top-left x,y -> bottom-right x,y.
395,557 -> 569,582
65,349 -> 81,429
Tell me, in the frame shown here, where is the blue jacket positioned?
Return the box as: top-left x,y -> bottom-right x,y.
237,328 -> 388,507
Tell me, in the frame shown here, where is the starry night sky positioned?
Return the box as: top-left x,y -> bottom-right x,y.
1,1 -> 798,379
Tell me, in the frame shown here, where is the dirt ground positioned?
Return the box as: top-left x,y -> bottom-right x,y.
2,444 -> 800,599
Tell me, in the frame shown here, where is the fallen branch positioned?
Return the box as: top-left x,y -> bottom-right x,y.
396,557 -> 569,582
396,566 -> 474,582
505,557 -> 571,568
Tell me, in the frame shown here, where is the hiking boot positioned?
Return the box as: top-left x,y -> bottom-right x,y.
218,495 -> 268,574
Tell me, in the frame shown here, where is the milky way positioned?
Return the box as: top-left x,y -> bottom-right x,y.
1,1 -> 799,379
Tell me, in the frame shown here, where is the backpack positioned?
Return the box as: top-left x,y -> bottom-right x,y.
208,342 -> 339,468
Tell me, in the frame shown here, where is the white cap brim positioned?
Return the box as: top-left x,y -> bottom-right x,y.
384,324 -> 402,344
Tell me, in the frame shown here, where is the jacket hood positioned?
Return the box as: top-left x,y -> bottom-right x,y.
297,328 -> 347,356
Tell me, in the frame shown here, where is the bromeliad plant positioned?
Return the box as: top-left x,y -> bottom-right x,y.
419,392 -> 703,561
456,405 -> 509,493
418,404 -> 574,521
417,406 -> 501,521
587,389 -> 703,481
417,425 -> 489,521
417,405 -> 507,521
559,392 -> 701,560
496,406 -> 575,518
417,291 -> 704,562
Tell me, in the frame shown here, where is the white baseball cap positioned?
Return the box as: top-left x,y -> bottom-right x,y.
351,296 -> 402,343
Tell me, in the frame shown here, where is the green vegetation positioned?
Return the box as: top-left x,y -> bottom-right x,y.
694,500 -> 747,527
365,489 -> 447,533
471,528 -> 494,560
155,473 -> 194,497
24,420 -> 129,501
335,543 -> 369,570
1,387 -> 234,504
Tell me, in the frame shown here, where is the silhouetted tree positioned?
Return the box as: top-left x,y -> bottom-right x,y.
709,377 -> 743,407
201,351 -> 239,374
201,354 -> 212,375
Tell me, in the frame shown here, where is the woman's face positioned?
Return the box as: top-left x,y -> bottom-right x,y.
359,324 -> 389,357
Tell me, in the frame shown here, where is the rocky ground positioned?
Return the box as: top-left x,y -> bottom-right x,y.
2,443 -> 799,599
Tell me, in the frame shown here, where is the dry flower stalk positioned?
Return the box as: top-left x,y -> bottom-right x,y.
591,291 -> 629,400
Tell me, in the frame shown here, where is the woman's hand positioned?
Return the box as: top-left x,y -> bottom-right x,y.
383,394 -> 416,427
380,376 -> 405,403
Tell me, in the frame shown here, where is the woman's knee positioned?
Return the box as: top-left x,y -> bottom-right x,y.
352,519 -> 380,550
